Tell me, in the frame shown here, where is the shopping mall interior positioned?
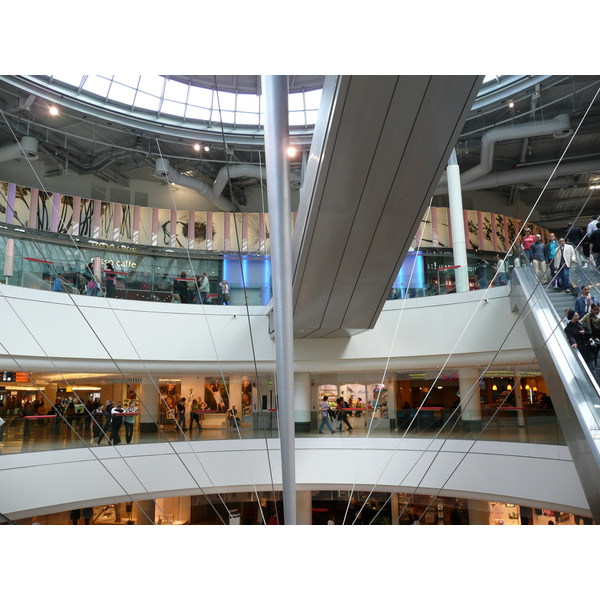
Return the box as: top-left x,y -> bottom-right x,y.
2,66 -> 600,545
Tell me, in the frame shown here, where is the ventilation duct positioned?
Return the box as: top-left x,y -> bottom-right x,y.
436,114 -> 572,194
460,159 -> 600,192
155,158 -> 235,211
155,158 -> 301,211
0,136 -> 38,163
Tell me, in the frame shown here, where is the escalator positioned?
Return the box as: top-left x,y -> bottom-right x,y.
510,264 -> 600,521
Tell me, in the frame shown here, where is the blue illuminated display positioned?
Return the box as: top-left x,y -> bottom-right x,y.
392,251 -> 424,298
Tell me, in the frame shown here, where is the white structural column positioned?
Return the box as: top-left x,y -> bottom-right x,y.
139,375 -> 160,433
296,491 -> 313,525
467,499 -> 490,525
261,75 -> 296,525
447,149 -> 470,293
135,499 -> 155,525
513,367 -> 525,427
228,375 -> 242,413
390,493 -> 399,525
458,367 -> 482,424
294,372 -> 311,433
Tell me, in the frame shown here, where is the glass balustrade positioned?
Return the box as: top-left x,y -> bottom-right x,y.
0,403 -> 565,456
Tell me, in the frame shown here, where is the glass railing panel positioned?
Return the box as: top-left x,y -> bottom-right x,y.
0,403 -> 567,457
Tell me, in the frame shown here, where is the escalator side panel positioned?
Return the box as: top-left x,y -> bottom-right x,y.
511,267 -> 600,521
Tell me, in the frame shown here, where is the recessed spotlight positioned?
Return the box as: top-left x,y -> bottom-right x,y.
204,145 -> 210,152
193,144 -> 201,151
49,106 -> 59,116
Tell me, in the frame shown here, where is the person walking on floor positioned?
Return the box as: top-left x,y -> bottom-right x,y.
219,280 -> 230,305
493,254 -> 508,286
189,397 -> 201,432
123,400 -> 136,444
82,507 -> 93,525
318,396 -> 337,435
199,273 -> 210,303
475,259 -> 489,289
176,397 -> 186,432
109,403 -> 124,445
336,397 -> 353,432
91,403 -> 108,446
105,262 -> 117,298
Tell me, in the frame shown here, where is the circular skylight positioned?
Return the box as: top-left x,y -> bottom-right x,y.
42,75 -> 323,130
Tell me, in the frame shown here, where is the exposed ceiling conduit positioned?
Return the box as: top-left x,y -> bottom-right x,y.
459,159 -> 600,192
156,158 -> 302,212
436,114 -> 572,194
155,157 -> 235,211
0,136 -> 38,163
212,163 -> 301,197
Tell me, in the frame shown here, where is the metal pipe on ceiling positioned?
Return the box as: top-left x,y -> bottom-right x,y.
0,136 -> 38,163
436,114 -> 573,195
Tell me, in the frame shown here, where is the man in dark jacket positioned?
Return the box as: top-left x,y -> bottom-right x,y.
110,403 -> 124,445
565,222 -> 584,250
564,310 -> 598,381
589,223 -> 600,266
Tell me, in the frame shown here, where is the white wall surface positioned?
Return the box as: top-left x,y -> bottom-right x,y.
0,438 -> 588,520
0,284 -> 532,374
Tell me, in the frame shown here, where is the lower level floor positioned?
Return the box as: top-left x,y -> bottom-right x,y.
7,490 -> 595,526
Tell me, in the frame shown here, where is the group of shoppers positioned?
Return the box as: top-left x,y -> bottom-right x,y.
517,228 -> 576,292
564,284 -> 600,383
318,396 -> 354,434
173,272 -> 230,305
89,400 -> 137,446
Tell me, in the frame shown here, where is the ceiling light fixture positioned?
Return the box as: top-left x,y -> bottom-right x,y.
193,143 -> 201,151
508,100 -> 514,108
287,146 -> 297,157
204,145 -> 210,152
49,106 -> 59,115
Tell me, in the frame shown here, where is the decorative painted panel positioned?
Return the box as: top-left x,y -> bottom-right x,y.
466,210 -> 480,250
479,211 -> 495,252
247,213 -> 261,252
434,207 -> 450,249
211,212 -> 224,251
99,201 -> 115,240
120,204 -> 134,242
57,195 -> 74,234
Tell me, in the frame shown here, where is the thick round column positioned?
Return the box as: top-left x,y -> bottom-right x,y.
459,367 -> 482,429
467,499 -> 490,525
294,373 -> 311,433
513,367 -> 525,427
447,149 -> 469,293
296,490 -> 313,525
262,75 -> 296,525
134,499 -> 155,525
139,375 -> 159,433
